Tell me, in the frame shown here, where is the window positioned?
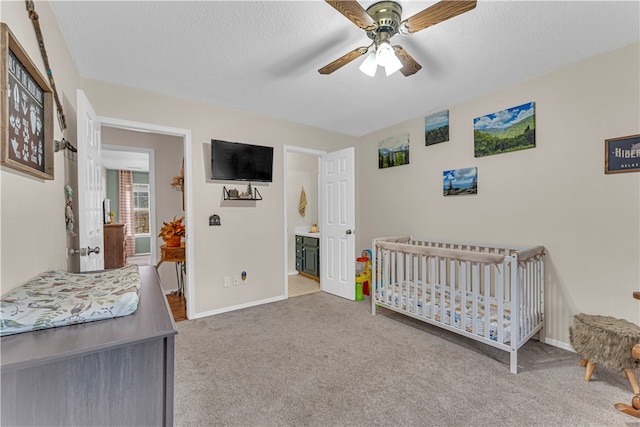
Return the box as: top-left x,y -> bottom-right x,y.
133,183 -> 150,235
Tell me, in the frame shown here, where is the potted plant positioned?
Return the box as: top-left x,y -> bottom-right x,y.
158,216 -> 185,247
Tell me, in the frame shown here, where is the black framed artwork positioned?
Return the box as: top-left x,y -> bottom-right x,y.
605,134 -> 640,174
1,23 -> 54,180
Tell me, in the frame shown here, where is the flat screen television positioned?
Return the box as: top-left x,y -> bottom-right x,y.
211,139 -> 274,182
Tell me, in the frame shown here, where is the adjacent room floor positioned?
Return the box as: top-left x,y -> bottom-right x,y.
288,273 -> 320,297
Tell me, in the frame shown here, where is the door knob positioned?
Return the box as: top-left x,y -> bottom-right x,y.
80,246 -> 101,256
345,229 -> 353,235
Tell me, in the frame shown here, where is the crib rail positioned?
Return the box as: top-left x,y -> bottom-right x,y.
371,236 -> 545,373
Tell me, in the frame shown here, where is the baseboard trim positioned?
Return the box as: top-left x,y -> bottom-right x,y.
191,294 -> 288,319
543,337 -> 575,353
298,271 -> 320,282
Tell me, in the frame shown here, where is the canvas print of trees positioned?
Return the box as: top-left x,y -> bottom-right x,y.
425,110 -> 449,146
474,102 -> 535,157
443,167 -> 478,196
378,134 -> 409,168
424,110 -> 449,145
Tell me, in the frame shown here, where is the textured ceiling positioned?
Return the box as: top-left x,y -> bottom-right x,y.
50,1 -> 640,137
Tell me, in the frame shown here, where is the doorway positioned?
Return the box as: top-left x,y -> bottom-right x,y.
284,146 -> 324,298
101,144 -> 154,266
99,117 -> 194,318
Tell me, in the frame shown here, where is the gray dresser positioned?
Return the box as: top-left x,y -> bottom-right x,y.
0,266 -> 178,426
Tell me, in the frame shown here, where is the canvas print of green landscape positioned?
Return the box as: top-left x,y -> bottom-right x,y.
379,134 -> 409,168
425,110 -> 449,146
443,167 -> 478,196
474,102 -> 535,157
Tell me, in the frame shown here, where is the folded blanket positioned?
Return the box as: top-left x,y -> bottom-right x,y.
0,265 -> 141,336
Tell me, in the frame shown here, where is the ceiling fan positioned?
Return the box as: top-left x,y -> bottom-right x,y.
318,0 -> 477,77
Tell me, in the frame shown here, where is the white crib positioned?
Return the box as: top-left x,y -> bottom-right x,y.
371,236 -> 545,373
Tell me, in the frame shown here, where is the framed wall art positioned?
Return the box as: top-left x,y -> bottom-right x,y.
604,134 -> 640,174
474,102 -> 535,158
378,133 -> 409,169
443,167 -> 478,196
1,23 -> 54,180
425,110 -> 449,146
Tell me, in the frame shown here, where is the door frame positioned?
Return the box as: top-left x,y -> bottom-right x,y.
100,116 -> 195,318
282,145 -> 325,297
102,144 -> 156,264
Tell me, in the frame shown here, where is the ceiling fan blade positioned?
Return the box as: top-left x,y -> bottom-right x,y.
318,46 -> 368,75
402,0 -> 477,34
393,46 -> 422,77
325,0 -> 377,31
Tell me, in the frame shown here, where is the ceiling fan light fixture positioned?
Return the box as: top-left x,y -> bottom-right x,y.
375,41 -> 395,66
359,51 -> 378,77
384,53 -> 403,76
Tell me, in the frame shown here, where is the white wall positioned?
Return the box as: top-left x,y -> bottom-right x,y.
286,152 -> 319,273
1,1 -> 81,291
357,42 -> 640,347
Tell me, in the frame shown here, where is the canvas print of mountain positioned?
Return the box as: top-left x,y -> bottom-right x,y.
424,110 -> 449,145
443,167 -> 478,196
379,134 -> 409,169
425,110 -> 449,146
474,102 -> 535,157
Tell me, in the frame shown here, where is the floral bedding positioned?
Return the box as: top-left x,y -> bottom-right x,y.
0,265 -> 141,337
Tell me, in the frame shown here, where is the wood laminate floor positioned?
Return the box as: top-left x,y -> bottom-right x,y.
166,293 -> 187,322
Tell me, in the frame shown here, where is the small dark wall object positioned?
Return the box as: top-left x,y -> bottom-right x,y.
209,214 -> 220,226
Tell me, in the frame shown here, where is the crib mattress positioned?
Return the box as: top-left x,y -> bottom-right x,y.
0,265 -> 141,336
377,282 -> 512,344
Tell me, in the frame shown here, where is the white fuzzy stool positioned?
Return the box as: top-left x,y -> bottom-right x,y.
570,313 -> 640,394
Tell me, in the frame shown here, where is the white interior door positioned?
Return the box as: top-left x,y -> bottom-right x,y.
77,90 -> 104,271
320,147 -> 355,300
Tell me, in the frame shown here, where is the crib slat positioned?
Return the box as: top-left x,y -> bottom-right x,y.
460,261 -> 467,334
483,263 -> 490,339
421,255 -> 427,318
385,249 -> 391,304
471,263 -> 479,335
449,258 -> 456,328
439,256 -> 446,323
429,256 -> 436,320
413,254 -> 418,315
496,262 -> 504,344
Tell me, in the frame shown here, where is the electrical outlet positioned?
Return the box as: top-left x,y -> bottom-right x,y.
223,276 -> 231,288
233,275 -> 240,286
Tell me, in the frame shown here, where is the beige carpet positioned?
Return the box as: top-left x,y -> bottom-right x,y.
288,273 -> 320,297
174,292 -> 632,426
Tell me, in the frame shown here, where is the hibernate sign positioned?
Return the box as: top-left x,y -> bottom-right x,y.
1,23 -> 53,180
605,134 -> 640,174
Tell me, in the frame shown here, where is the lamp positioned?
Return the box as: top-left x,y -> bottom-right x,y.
359,42 -> 403,77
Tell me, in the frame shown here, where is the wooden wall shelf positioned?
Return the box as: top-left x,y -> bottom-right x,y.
223,186 -> 262,201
